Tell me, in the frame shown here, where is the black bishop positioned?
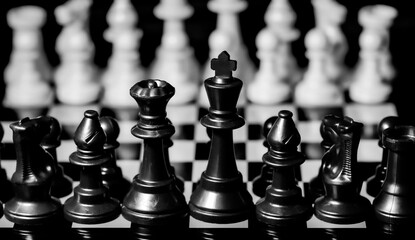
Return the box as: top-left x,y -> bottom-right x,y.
255,110 -> 312,228
64,110 -> 121,224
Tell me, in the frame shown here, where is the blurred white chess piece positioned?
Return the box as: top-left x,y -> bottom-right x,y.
54,0 -> 101,105
101,0 -> 146,119
247,28 -> 291,104
3,6 -> 54,119
265,0 -> 301,86
148,0 -> 200,105
294,28 -> 344,107
349,27 -> 392,104
312,0 -> 348,84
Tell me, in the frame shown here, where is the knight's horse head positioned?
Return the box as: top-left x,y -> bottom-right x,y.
9,116 -> 54,183
321,114 -> 363,185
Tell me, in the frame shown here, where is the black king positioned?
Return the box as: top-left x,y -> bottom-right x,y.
189,51 -> 253,224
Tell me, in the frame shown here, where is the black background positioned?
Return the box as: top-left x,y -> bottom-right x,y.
0,0 -> 414,123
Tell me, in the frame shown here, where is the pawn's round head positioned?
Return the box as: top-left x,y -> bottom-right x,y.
305,29 -> 328,51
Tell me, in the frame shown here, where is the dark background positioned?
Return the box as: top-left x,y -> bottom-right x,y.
0,0 -> 414,123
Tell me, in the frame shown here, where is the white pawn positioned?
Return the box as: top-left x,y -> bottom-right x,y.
312,0 -> 348,84
54,0 -> 101,105
4,6 -> 52,85
149,0 -> 200,89
294,29 -> 344,107
357,5 -> 397,82
265,0 -> 301,86
247,28 -> 290,104
203,0 -> 255,83
349,30 -> 391,104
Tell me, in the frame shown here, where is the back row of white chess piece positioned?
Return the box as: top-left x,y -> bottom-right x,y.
3,0 -> 397,120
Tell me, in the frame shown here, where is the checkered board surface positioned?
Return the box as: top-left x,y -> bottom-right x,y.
0,101 -> 398,230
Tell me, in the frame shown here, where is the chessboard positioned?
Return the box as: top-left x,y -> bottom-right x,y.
0,100 -> 398,237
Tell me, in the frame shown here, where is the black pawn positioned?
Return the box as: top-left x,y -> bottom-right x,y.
373,124 -> 415,234
308,120 -> 333,201
252,116 -> 278,197
189,51 -> 253,224
100,116 -> 131,201
122,79 -> 188,233
5,116 -> 62,225
256,110 -> 313,227
0,123 -> 13,207
165,118 -> 185,193
366,116 -> 401,197
42,116 -> 73,198
64,110 -> 121,224
314,115 -> 371,224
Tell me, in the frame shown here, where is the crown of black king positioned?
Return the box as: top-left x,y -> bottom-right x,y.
201,51 -> 244,129
130,79 -> 175,139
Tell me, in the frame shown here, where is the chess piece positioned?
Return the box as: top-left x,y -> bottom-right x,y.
101,0 -> 145,120
4,6 -> 51,85
314,115 -> 371,224
366,116 -> 401,197
252,116 -> 278,197
54,0 -> 101,105
199,29 -> 243,107
349,26 -> 392,104
149,0 -> 200,105
373,124 -> 415,234
294,28 -> 344,108
312,0 -> 348,84
308,119 -> 333,201
0,123 -> 13,204
3,6 -> 54,119
41,117 -> 73,198
247,28 -> 291,104
5,116 -> 62,225
64,110 -> 121,224
256,110 -> 313,227
165,118 -> 185,193
265,0 -> 301,86
100,116 -> 130,202
189,51 -> 253,224
354,5 -> 397,84
122,80 -> 188,233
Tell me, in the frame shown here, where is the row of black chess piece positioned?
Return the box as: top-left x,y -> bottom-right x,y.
0,51 -> 413,239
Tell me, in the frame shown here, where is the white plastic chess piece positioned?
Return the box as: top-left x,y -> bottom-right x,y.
247,28 -> 291,105
101,0 -> 145,119
4,6 -> 51,85
149,0 -> 200,90
101,30 -> 145,116
294,29 -> 344,107
203,0 -> 255,83
312,0 -> 348,84
54,0 -> 101,105
356,5 -> 397,82
349,30 -> 391,104
3,52 -> 54,119
265,0 -> 301,86
149,31 -> 200,105
104,0 -> 138,42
